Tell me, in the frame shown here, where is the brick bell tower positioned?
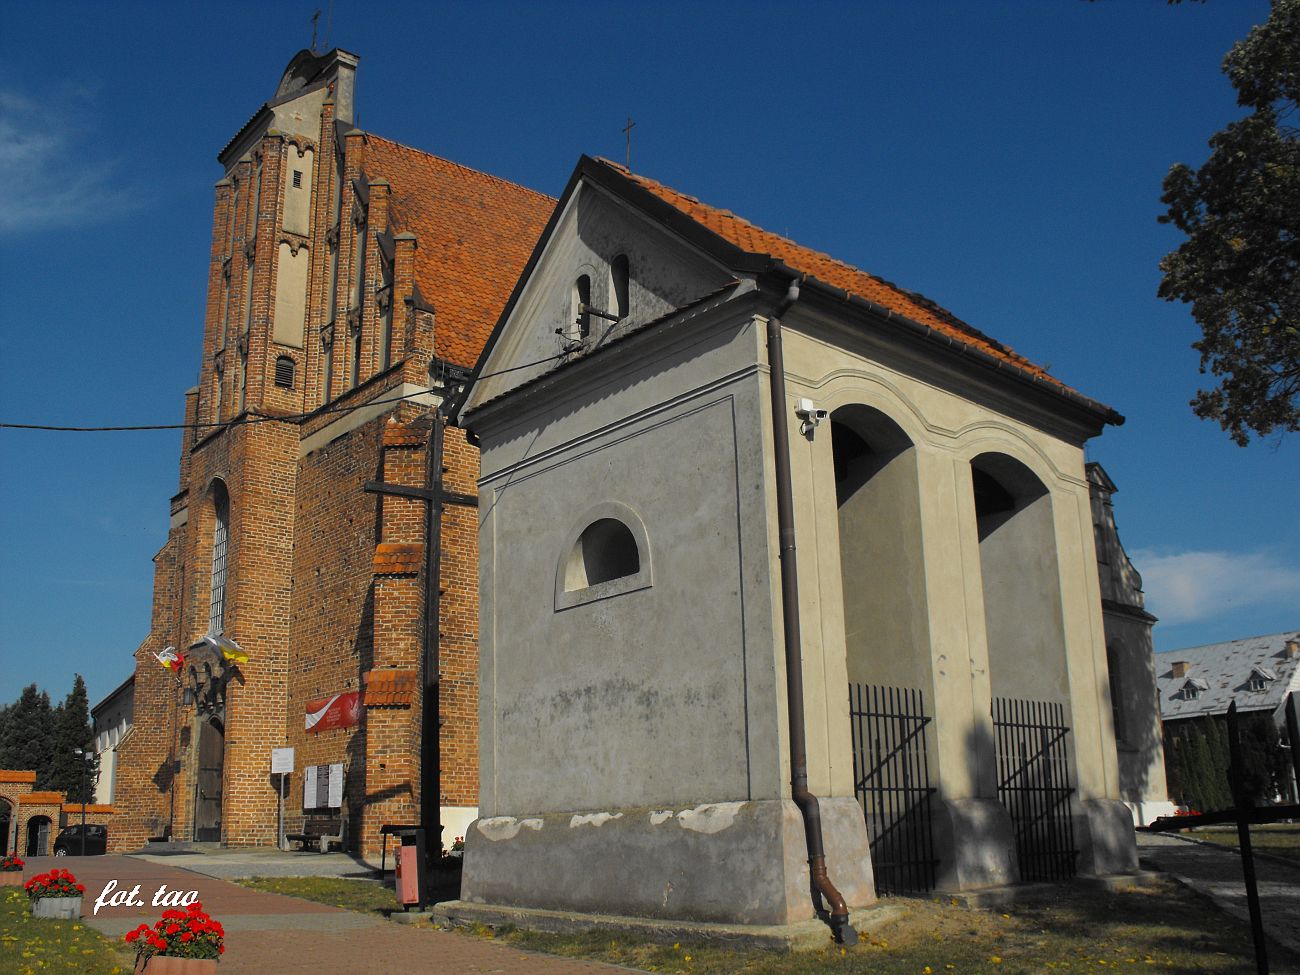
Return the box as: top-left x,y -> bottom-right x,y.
164,49 -> 361,847
110,46 -> 553,855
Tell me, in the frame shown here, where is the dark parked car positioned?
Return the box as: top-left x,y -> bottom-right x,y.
52,824 -> 107,856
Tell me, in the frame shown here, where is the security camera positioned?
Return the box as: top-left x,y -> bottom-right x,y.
794,399 -> 827,435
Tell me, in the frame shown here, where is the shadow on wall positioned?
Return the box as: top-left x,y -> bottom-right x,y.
348,584 -> 376,855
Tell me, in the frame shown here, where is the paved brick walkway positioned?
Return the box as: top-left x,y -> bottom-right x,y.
23,856 -> 630,974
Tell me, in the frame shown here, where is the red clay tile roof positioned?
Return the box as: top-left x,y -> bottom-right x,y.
373,542 -> 423,575
363,669 -> 417,707
0,770 -> 37,784
364,135 -> 555,368
19,792 -> 65,805
593,158 -> 1056,385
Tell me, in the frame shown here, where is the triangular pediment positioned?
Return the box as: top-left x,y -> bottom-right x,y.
459,163 -> 741,418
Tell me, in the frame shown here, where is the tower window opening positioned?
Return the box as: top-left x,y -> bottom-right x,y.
610,254 -> 630,320
570,274 -> 592,343
292,169 -> 303,188
274,356 -> 296,388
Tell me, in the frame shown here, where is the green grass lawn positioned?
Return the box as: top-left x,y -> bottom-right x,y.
0,888 -> 130,975
239,874 -> 398,915
241,875 -> 1299,975
1192,824 -> 1300,865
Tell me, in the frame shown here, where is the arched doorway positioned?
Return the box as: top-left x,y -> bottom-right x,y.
969,452 -> 1076,881
969,452 -> 1068,703
25,815 -> 52,856
831,405 -> 928,688
0,798 -> 12,856
193,716 -> 225,842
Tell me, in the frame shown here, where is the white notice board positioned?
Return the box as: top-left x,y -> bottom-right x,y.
271,747 -> 294,774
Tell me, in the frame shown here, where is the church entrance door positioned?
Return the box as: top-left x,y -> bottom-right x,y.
193,717 -> 224,842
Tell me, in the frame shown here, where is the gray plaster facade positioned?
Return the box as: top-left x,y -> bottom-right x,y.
458,158 -> 1139,926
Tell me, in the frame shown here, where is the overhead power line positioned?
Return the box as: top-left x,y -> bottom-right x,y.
0,351 -> 571,434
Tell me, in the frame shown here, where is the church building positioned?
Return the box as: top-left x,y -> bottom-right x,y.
455,156 -> 1142,928
111,49 -> 552,859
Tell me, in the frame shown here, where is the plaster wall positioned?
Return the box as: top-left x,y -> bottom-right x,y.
979,490 -> 1070,705
776,314 -> 1132,877
470,183 -> 733,409
477,311 -> 784,816
835,432 -> 932,696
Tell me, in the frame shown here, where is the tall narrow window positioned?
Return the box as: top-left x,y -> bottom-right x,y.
321,331 -> 334,406
1106,642 -> 1125,744
379,257 -> 394,370
238,347 -> 248,412
212,365 -> 223,424
570,274 -> 591,342
327,153 -> 343,324
349,324 -> 362,389
209,483 -> 230,637
243,163 -> 261,333
609,254 -> 630,320
352,207 -> 368,312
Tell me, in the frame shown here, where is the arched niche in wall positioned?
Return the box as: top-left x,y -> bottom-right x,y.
831,405 -> 929,690
969,452 -> 1069,704
555,501 -> 652,611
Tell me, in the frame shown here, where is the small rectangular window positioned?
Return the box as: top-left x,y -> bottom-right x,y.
292,170 -> 303,189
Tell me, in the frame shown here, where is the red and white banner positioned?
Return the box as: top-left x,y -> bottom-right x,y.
304,691 -> 361,734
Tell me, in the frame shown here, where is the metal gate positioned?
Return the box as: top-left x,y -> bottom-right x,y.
849,683 -> 937,895
992,696 -> 1077,881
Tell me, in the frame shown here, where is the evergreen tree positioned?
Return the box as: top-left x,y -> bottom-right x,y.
0,685 -> 54,780
45,675 -> 98,802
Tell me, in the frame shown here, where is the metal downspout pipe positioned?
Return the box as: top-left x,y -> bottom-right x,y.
766,279 -> 859,946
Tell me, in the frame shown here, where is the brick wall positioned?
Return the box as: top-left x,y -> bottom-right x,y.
108,51 -> 548,858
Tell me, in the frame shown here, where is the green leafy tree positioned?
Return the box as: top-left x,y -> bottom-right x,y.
1158,0 -> 1300,445
47,675 -> 98,803
0,684 -> 54,780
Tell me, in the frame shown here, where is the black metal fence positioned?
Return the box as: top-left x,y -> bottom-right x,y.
848,683 -> 937,895
992,696 -> 1077,882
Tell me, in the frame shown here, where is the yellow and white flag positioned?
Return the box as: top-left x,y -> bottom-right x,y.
203,634 -> 250,664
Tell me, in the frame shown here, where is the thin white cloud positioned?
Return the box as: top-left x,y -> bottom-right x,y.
1131,548 -> 1300,626
0,87 -> 135,234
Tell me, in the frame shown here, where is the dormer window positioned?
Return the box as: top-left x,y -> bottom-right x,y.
1246,667 -> 1275,692
1179,678 -> 1208,701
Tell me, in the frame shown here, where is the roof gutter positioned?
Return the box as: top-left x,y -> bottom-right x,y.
766,278 -> 858,946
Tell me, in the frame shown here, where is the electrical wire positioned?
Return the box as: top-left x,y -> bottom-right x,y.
0,351 -> 572,434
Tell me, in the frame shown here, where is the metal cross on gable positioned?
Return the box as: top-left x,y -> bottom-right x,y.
622,117 -> 635,169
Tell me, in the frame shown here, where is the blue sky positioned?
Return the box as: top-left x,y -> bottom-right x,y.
1,1 -> 1296,709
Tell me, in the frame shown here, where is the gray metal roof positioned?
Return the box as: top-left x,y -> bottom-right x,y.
1155,630 -> 1300,722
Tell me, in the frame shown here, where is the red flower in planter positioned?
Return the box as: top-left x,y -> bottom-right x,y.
125,901 -> 225,962
24,868 -> 84,899
1,854 -> 24,873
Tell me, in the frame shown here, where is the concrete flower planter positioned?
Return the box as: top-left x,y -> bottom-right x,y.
133,957 -> 218,974
0,872 -> 23,887
30,896 -> 82,919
